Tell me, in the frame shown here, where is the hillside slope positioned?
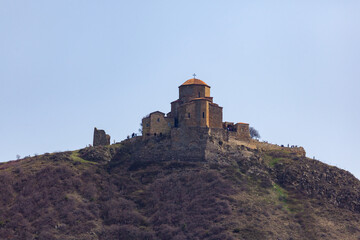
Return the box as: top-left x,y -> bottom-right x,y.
0,137 -> 360,240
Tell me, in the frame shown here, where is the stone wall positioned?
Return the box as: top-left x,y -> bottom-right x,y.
93,128 -> 110,146
124,127 -> 210,163
142,117 -> 151,136
170,127 -> 209,161
179,84 -> 210,102
235,123 -> 250,141
177,102 -> 197,127
209,103 -> 223,128
177,99 -> 213,128
170,100 -> 181,126
169,127 -> 253,163
136,126 -> 306,163
165,117 -> 175,130
196,99 -> 209,127
142,112 -> 172,138
222,122 -> 251,141
169,127 -> 252,164
252,140 -> 306,157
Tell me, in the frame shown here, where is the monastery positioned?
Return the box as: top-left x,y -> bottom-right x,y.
93,76 -> 305,158
142,77 -> 251,141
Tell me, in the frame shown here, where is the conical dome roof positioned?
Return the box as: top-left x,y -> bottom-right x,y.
180,78 -> 209,87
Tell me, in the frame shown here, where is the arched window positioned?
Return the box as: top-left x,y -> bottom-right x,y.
203,112 -> 205,118
157,118 -> 160,122
188,113 -> 190,118
198,92 -> 200,97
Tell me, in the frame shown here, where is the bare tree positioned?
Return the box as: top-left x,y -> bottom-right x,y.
250,127 -> 260,139
16,154 -> 21,160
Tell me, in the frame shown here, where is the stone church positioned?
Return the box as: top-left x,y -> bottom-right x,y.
142,77 -> 250,141
93,77 -> 305,157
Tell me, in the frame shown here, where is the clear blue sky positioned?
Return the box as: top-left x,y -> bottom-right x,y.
1,1 -> 359,178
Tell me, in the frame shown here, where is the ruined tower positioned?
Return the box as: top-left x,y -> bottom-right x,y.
93,128 -> 110,146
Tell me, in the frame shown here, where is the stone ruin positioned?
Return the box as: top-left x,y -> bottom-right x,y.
93,127 -> 110,146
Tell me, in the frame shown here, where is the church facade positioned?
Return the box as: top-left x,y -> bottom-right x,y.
142,78 -> 250,141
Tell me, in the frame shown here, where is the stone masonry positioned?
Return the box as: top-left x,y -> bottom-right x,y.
142,77 -> 250,141
128,77 -> 305,162
93,127 -> 110,146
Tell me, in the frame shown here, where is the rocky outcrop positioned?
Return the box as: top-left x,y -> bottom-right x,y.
274,156 -> 360,213
1,136 -> 360,240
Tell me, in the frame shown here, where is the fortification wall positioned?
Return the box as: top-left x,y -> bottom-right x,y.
138,126 -> 306,163
169,127 -> 256,163
124,127 -> 210,163
209,104 -> 223,128
170,127 -> 209,161
252,140 -> 306,157
236,123 -> 250,141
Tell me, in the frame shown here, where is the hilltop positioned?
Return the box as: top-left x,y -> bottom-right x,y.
0,136 -> 360,240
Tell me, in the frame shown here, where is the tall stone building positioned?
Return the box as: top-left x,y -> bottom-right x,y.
142,77 -> 250,141
170,78 -> 223,128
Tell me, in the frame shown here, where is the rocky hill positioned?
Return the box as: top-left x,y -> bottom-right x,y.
1,136 -> 360,240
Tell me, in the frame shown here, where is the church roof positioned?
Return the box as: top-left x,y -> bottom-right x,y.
149,111 -> 165,116
180,78 -> 209,87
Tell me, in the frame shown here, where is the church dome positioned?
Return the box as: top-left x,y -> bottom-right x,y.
181,78 -> 209,87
